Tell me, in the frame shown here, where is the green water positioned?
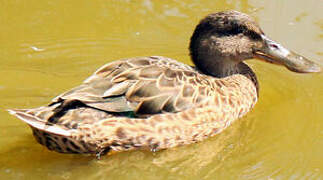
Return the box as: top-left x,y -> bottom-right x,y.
0,0 -> 322,179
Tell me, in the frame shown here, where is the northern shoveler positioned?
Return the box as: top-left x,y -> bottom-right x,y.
8,10 -> 321,158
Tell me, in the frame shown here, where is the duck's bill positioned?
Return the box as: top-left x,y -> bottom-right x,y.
254,35 -> 321,73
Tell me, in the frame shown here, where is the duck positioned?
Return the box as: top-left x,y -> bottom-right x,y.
8,10 -> 321,158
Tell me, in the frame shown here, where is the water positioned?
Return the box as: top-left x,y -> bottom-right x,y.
0,0 -> 322,179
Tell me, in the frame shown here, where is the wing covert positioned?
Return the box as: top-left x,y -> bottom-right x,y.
50,56 -> 211,117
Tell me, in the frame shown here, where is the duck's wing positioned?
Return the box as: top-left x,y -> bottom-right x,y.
51,56 -> 211,117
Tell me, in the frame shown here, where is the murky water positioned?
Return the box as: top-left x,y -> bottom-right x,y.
0,0 -> 322,179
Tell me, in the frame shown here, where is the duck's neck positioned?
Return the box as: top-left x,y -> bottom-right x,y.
194,57 -> 239,78
193,58 -> 259,96
236,62 -> 259,96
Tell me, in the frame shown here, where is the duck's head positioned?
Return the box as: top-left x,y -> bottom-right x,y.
189,10 -> 321,77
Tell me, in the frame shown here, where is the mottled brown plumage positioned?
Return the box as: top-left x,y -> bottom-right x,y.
8,10 -> 320,157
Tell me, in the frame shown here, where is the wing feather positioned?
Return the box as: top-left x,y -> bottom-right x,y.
50,56 -> 210,116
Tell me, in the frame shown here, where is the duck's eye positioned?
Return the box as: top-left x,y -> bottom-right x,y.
245,30 -> 262,40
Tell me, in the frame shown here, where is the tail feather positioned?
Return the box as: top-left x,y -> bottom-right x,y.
7,109 -> 71,137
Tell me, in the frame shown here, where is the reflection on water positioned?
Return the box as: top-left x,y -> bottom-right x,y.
0,0 -> 322,179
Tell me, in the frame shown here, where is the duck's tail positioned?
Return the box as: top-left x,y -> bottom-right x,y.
8,108 -> 100,154
7,108 -> 71,137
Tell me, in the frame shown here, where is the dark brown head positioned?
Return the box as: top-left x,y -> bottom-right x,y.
189,10 -> 321,77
